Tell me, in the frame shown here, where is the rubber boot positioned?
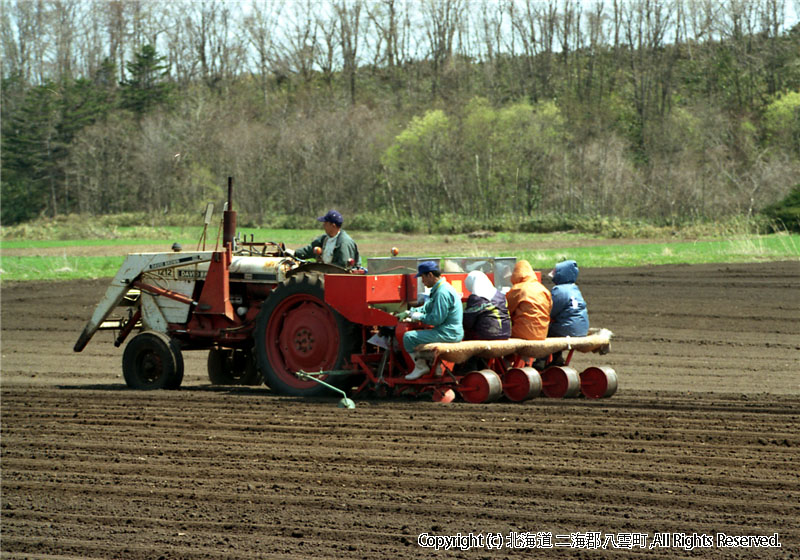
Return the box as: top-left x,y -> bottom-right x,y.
404,353 -> 430,380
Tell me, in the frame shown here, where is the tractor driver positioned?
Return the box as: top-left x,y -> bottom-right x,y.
294,210 -> 361,269
398,261 -> 464,380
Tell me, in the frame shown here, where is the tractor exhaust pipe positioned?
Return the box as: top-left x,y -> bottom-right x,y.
223,176 -> 236,249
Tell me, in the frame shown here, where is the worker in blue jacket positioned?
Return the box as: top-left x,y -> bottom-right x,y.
548,259 -> 589,338
398,261 -> 464,380
547,259 -> 589,367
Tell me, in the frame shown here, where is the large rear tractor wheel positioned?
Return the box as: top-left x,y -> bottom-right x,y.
207,348 -> 262,386
254,273 -> 360,397
123,331 -> 183,390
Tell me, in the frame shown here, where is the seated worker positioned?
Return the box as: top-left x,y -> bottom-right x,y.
294,210 -> 360,268
506,260 -> 552,340
399,261 -> 464,380
463,270 -> 511,340
548,259 -> 589,366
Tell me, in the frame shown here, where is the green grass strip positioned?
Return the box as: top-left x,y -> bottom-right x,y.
514,235 -> 800,269
0,228 -> 322,250
1,234 -> 797,282
0,238 -> 189,250
1,256 -> 127,281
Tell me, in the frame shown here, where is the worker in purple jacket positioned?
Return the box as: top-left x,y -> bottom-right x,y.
463,270 -> 511,340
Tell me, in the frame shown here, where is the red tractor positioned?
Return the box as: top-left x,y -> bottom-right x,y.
75,179 -> 616,403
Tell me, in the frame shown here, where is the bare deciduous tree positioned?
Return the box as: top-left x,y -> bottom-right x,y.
242,0 -> 283,106
184,0 -> 245,89
335,0 -> 362,104
510,0 -> 558,100
367,0 -> 398,68
621,0 -> 678,149
421,0 -> 464,99
274,0 -> 319,84
1,0 -> 38,83
366,0 -> 413,95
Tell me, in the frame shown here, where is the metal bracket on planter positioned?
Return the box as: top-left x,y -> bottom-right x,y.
296,370 -> 356,409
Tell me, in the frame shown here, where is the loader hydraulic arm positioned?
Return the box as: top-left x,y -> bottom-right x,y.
73,252 -> 211,352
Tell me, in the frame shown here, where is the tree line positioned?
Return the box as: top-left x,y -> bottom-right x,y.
2,0 -> 799,228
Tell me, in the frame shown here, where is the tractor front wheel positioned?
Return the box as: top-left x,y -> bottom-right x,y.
254,272 -> 359,397
123,331 -> 183,390
207,348 -> 262,386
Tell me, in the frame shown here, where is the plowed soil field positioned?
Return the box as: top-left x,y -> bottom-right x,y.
2,261 -> 799,559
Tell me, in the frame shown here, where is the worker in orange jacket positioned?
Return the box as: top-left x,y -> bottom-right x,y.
506,260 -> 552,340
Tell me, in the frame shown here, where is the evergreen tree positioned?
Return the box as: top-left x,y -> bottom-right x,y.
120,45 -> 172,116
93,58 -> 118,89
1,83 -> 60,223
59,77 -> 115,144
1,75 -> 117,224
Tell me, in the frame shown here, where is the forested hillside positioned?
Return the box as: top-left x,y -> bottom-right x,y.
2,0 -> 799,230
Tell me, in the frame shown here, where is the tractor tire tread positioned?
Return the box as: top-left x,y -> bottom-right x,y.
254,272 -> 358,397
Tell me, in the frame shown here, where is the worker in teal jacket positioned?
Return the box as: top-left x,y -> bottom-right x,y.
294,210 -> 360,269
399,261 -> 464,380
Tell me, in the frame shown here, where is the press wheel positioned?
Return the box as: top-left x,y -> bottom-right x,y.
580,366 -> 618,399
503,367 -> 542,402
458,369 -> 503,403
540,366 -> 581,398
